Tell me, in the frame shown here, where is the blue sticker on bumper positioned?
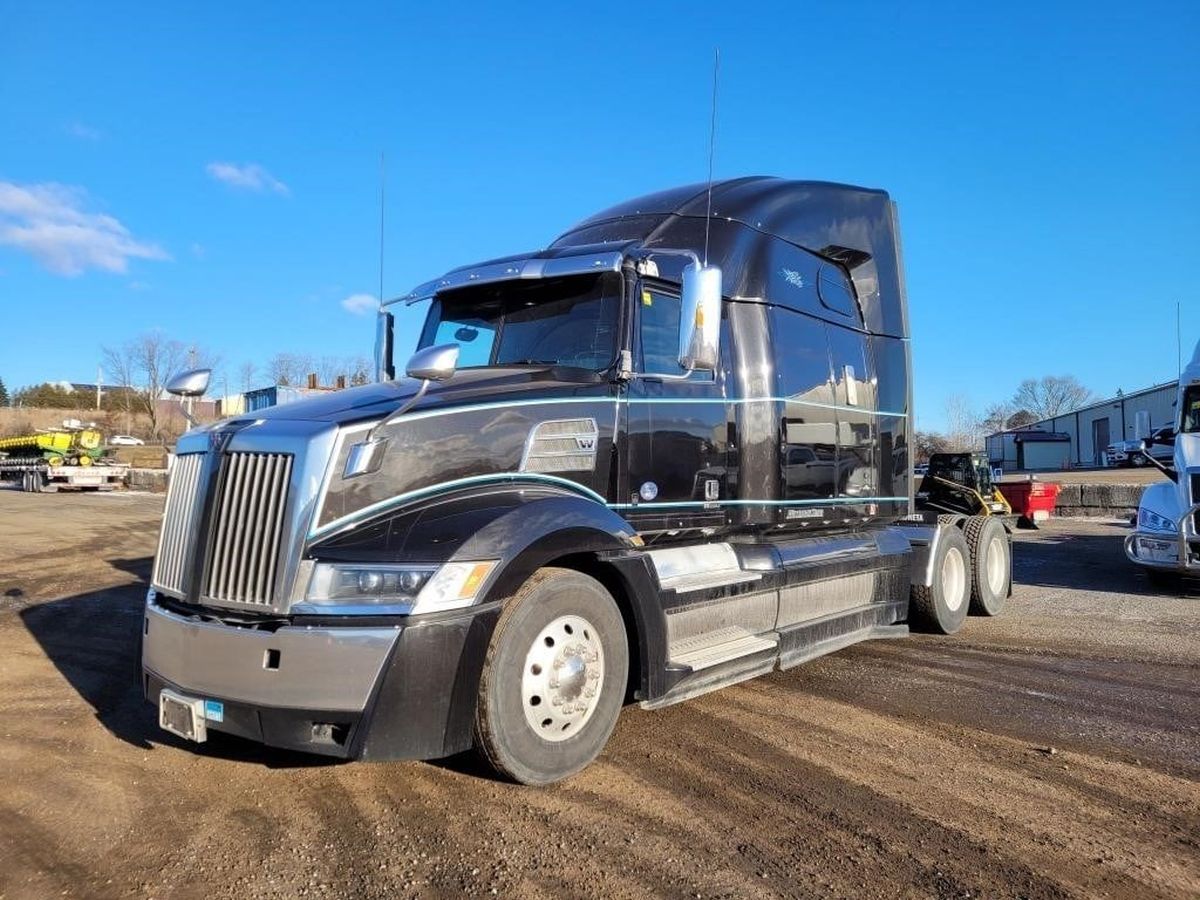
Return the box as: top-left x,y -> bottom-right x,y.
204,700 -> 224,723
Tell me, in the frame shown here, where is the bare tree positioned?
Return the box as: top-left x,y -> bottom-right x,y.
348,355 -> 372,386
267,353 -> 300,386
314,356 -> 342,386
102,331 -> 192,440
979,402 -> 1012,436
238,361 -> 258,393
943,394 -> 983,451
1006,408 -> 1038,429
1011,376 -> 1095,421
913,430 -> 952,464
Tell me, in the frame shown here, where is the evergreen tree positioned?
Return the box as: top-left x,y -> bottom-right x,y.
0,377 -> 8,407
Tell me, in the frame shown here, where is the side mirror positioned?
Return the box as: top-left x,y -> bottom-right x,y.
165,368 -> 211,398
405,343 -> 459,382
678,264 -> 722,373
349,344 -> 461,475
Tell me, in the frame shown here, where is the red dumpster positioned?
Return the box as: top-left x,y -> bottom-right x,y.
996,480 -> 1060,525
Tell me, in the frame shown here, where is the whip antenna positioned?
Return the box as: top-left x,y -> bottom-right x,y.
379,151 -> 386,308
703,47 -> 720,267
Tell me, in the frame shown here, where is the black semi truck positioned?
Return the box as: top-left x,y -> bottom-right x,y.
143,177 -> 1011,784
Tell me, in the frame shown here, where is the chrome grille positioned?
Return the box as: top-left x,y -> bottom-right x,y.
203,452 -> 293,607
151,453 -> 205,597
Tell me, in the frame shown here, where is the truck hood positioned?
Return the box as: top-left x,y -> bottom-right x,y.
232,366 -> 610,427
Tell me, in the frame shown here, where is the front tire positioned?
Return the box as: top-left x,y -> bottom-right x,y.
1146,569 -> 1181,591
910,527 -> 972,634
474,567 -> 628,785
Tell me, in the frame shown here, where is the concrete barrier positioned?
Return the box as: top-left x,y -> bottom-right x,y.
126,468 -> 169,493
1055,483 -> 1145,519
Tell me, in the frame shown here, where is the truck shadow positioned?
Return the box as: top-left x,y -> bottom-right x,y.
18,570 -> 342,770
1014,523 -> 1197,597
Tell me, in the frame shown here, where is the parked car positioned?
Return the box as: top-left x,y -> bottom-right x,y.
108,435 -> 145,446
1143,426 -> 1176,465
1106,427 -> 1174,468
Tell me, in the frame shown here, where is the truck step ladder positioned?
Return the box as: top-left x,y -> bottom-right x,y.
668,626 -> 778,672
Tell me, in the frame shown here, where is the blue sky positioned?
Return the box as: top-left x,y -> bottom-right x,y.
1,1 -> 1197,429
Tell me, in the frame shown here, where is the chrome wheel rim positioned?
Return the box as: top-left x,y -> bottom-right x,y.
986,535 -> 1007,595
521,614 -> 604,742
942,547 -> 967,612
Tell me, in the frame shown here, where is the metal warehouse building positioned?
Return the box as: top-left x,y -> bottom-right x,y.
986,379 -> 1178,471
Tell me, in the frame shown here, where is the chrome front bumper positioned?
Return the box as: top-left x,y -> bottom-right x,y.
1124,502 -> 1200,572
142,599 -> 400,712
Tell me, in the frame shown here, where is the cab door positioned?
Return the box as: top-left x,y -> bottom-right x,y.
622,283 -> 730,533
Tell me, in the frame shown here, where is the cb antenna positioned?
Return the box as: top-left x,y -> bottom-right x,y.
703,47 -> 720,267
378,151 -> 386,308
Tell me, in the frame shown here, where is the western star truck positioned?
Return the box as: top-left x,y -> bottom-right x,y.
1126,339 -> 1200,584
142,177 -> 1013,784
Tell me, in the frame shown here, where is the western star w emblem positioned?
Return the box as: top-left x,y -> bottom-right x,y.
575,436 -> 596,451
208,429 -> 233,453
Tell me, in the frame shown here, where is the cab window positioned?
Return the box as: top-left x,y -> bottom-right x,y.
638,288 -> 683,375
1183,386 -> 1200,433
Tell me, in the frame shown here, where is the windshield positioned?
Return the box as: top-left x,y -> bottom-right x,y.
417,273 -> 621,370
1182,385 -> 1200,433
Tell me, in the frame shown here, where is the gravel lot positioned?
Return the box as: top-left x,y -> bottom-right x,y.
0,490 -> 1196,899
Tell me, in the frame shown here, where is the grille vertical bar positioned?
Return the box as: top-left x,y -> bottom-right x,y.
151,453 -> 205,597
203,451 -> 293,608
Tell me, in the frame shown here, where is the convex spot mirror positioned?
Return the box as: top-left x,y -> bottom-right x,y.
678,264 -> 722,373
166,368 -> 211,397
406,343 -> 459,382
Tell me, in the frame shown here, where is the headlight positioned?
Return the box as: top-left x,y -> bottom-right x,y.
302,561 -> 497,615
1138,509 -> 1176,532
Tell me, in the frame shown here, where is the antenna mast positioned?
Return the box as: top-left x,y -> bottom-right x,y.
379,151 -> 386,308
703,48 -> 720,267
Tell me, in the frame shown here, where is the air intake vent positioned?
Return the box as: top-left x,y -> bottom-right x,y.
203,452 -> 293,608
520,418 -> 599,473
151,453 -> 205,598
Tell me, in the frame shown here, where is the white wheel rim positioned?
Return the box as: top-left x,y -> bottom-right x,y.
985,535 -> 1007,595
521,614 -> 605,743
942,547 -> 967,612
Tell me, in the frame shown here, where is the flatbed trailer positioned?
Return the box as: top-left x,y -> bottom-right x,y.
0,457 -> 128,492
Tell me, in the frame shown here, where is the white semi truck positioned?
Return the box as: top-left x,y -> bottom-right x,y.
1126,339 -> 1200,584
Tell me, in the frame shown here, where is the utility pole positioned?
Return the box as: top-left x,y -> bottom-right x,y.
96,364 -> 102,410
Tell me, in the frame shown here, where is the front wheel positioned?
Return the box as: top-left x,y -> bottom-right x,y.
474,567 -> 628,785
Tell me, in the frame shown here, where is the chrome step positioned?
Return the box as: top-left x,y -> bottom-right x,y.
648,543 -> 763,594
668,626 -> 778,672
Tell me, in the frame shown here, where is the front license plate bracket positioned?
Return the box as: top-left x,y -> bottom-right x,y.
159,689 -> 208,743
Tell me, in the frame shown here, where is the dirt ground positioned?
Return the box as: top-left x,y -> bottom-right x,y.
0,490 -> 1197,899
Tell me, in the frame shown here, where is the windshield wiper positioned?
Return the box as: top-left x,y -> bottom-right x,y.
505,359 -> 562,366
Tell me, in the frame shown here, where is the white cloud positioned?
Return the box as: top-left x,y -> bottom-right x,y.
205,161 -> 289,195
0,181 -> 169,276
65,121 -> 102,141
341,293 -> 378,315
